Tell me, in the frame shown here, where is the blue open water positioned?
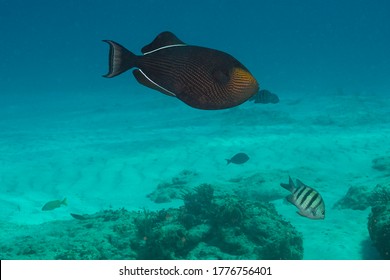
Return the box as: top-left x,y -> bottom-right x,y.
0,0 -> 389,260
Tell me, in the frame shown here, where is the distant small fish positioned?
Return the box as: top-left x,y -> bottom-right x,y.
280,176 -> 325,220
42,198 -> 67,211
70,213 -> 88,220
226,153 -> 250,165
249,89 -> 279,104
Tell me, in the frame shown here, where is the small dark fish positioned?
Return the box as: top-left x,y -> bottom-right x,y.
280,176 -> 325,220
249,89 -> 279,104
70,213 -> 89,220
42,198 -> 67,211
103,31 -> 259,110
226,153 -> 250,165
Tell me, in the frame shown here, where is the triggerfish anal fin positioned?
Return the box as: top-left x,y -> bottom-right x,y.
133,69 -> 176,97
141,31 -> 186,54
102,40 -> 137,78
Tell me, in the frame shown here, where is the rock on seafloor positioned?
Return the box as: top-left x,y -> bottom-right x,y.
0,184 -> 303,260
368,204 -> 390,260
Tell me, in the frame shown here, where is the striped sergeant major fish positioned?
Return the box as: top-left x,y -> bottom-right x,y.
280,176 -> 325,220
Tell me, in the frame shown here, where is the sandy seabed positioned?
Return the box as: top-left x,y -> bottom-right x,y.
1,86 -> 389,259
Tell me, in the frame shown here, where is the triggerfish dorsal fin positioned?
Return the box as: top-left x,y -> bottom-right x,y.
141,31 -> 186,54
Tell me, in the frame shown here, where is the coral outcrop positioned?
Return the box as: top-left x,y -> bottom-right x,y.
331,183 -> 390,259
133,184 -> 303,259
368,204 -> 390,259
333,186 -> 372,210
367,184 -> 390,259
334,184 -> 390,210
372,156 -> 390,174
0,184 -> 303,260
147,170 -> 198,203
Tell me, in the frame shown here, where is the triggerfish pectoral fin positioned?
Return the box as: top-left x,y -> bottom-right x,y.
102,40 -> 137,78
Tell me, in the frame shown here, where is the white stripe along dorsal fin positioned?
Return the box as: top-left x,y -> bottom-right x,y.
143,44 -> 186,55
141,31 -> 186,54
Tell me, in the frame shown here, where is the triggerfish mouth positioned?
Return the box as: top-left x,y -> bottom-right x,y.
103,31 -> 259,110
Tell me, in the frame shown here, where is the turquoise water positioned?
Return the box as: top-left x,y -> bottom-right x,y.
0,0 -> 389,260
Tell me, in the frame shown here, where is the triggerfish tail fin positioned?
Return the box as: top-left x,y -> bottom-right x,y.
280,176 -> 295,192
62,198 -> 67,206
102,40 -> 136,78
226,159 -> 231,165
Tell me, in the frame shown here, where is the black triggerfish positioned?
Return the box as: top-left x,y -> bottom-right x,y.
103,32 -> 259,110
